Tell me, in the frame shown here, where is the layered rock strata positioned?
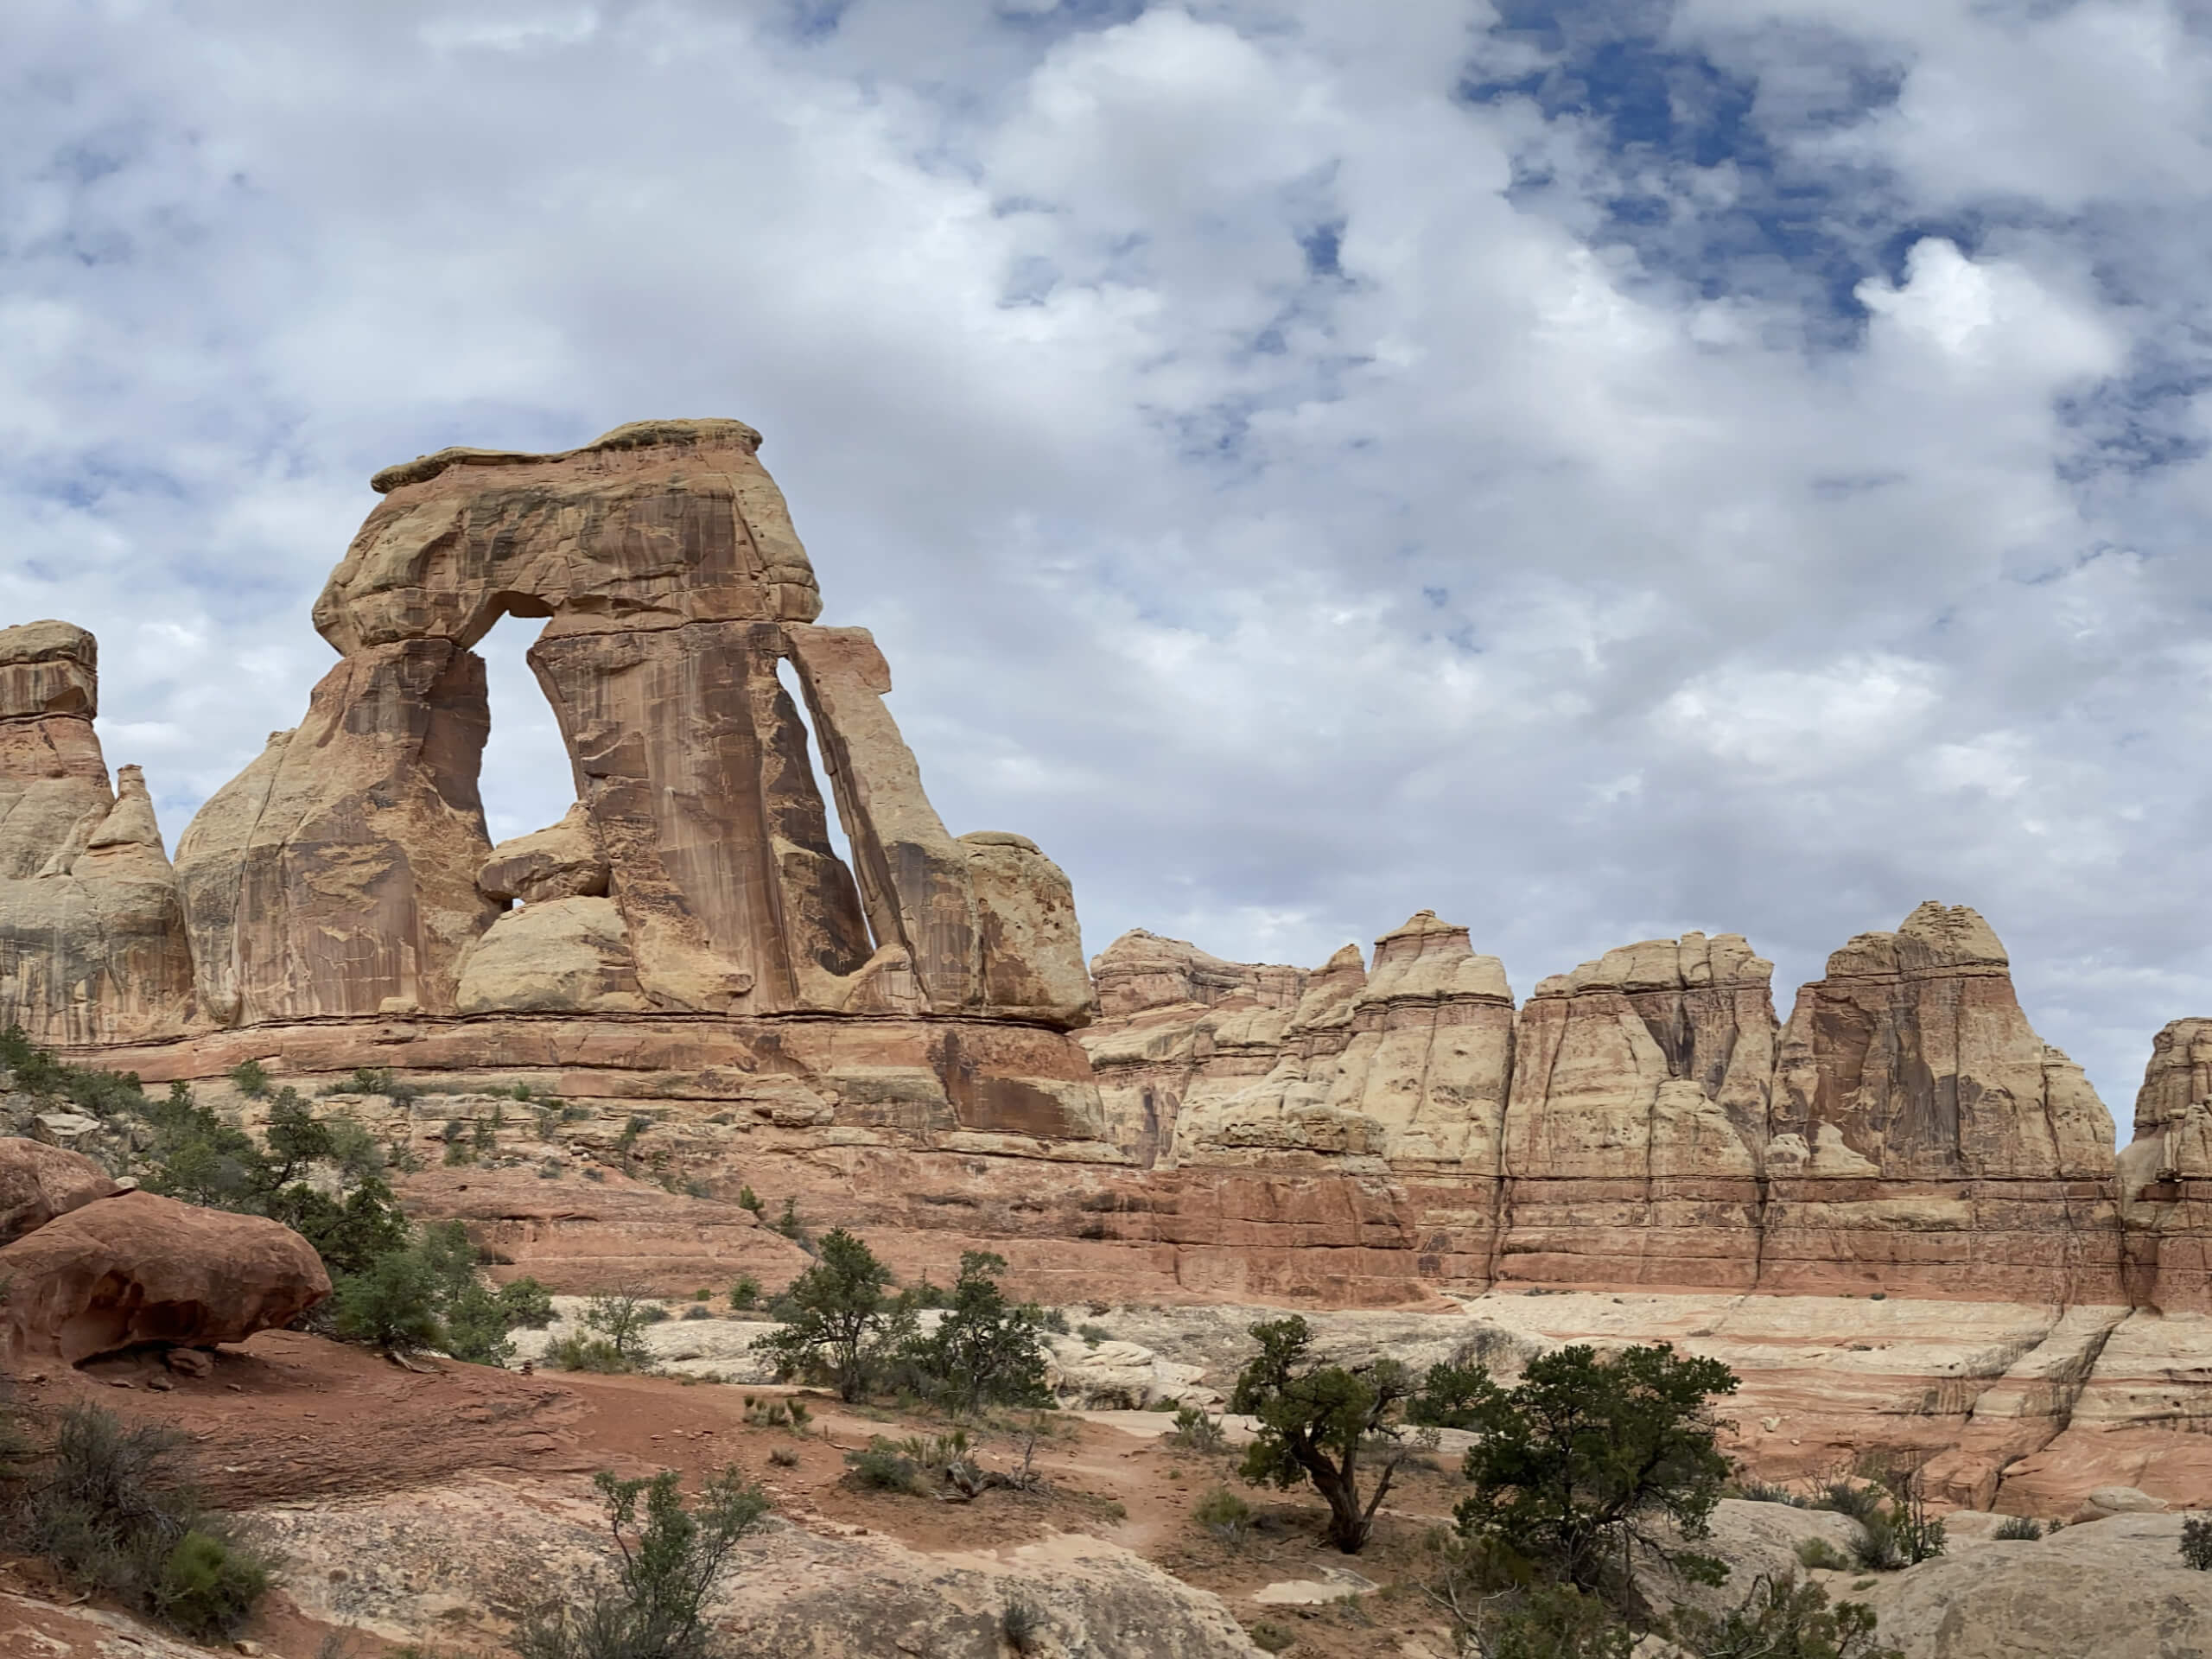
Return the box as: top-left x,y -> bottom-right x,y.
1082,904 -> 2138,1306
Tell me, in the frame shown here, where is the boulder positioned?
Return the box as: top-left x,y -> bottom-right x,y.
476,804 -> 608,904
0,1189 -> 329,1364
0,1138 -> 118,1244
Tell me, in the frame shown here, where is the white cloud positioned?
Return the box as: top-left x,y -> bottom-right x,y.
3,0 -> 2211,1115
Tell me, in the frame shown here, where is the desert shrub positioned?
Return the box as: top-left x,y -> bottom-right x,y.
325,1066 -> 418,1103
1001,1599 -> 1046,1655
1167,1406 -> 1226,1452
227,1058 -> 270,1098
13,1406 -> 270,1640
759,1230 -> 906,1402
1193,1486 -> 1253,1542
767,1446 -> 799,1469
1665,1570 -> 1903,1659
1728,1478 -> 1808,1507
0,1025 -> 146,1120
1077,1323 -> 1109,1347
843,1440 -> 923,1494
1452,1585 -> 1635,1659
1248,1621 -> 1296,1654
515,1466 -> 768,1659
773,1195 -> 812,1250
1993,1515 -> 2044,1541
159,1529 -> 270,1640
1452,1342 -> 1738,1610
2182,1516 -> 2212,1570
1841,1466 -> 1945,1571
1795,1537 -> 1852,1572
894,1251 -> 1053,1413
728,1275 -> 761,1312
1407,1357 -> 1503,1429
547,1335 -> 637,1373
578,1285 -> 661,1363
736,1185 -> 764,1213
680,1304 -> 713,1321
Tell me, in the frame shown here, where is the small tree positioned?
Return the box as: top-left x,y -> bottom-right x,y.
516,1465 -> 770,1659
226,1058 -> 270,1098
2184,1516 -> 2212,1571
329,1247 -> 445,1356
898,1251 -> 1052,1414
760,1229 -> 899,1402
1229,1315 -> 1423,1554
582,1284 -> 660,1363
1453,1342 -> 1738,1608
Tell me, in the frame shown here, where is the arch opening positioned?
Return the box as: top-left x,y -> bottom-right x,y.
474,612 -> 578,849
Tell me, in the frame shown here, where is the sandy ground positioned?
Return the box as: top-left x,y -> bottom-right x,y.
0,1334 -> 1470,1657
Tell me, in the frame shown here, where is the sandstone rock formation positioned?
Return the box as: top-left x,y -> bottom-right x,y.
0,1157 -> 327,1364
1082,903 -> 2130,1305
0,1137 -> 119,1244
0,622 -> 194,1045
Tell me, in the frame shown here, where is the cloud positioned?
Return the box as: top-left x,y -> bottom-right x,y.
4,0 -> 2212,1117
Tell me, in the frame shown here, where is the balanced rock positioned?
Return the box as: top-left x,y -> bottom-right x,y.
0,1187 -> 329,1364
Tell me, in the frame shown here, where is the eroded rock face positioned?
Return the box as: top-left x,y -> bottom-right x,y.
0,1186 -> 328,1364
0,1139 -> 119,1244
175,640 -> 499,1021
168,420 -> 1095,1033
0,622 -> 194,1045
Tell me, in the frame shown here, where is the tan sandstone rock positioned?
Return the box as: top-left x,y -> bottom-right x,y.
0,620 -> 194,1046
477,804 -> 608,903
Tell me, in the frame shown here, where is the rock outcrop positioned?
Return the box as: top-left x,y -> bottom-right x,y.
1082,905 -> 2131,1305
0,622 -> 194,1045
0,1147 -> 327,1364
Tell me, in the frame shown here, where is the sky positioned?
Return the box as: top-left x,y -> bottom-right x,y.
5,1 -> 2211,1120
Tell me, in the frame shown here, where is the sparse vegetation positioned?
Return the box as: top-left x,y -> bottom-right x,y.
1248,1620 -> 1295,1654
2182,1515 -> 2212,1570
1077,1322 -> 1109,1347
1665,1570 -> 1903,1659
728,1274 -> 762,1313
843,1439 -> 924,1494
514,1466 -> 769,1659
1166,1405 -> 1226,1453
11,1405 -> 270,1641
1001,1599 -> 1046,1655
1193,1485 -> 1253,1542
1993,1515 -> 2044,1541
1796,1537 -> 1852,1571
226,1058 -> 270,1097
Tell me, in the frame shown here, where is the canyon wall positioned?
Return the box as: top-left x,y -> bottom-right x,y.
2,416 -> 2205,1320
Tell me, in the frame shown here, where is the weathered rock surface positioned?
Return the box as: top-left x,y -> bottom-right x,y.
0,1137 -> 118,1243
0,620 -> 194,1045
0,1186 -> 328,1363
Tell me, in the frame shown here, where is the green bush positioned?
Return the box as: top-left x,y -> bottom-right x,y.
1993,1515 -> 2044,1541
1193,1486 -> 1252,1542
1001,1599 -> 1046,1655
158,1530 -> 270,1640
13,1406 -> 270,1640
844,1440 -> 923,1494
1167,1406 -> 1226,1452
1795,1537 -> 1852,1572
226,1059 -> 270,1098
2182,1516 -> 2212,1570
330,1248 -> 445,1355
1248,1622 -> 1296,1655
1457,1585 -> 1634,1659
547,1335 -> 637,1374
1077,1322 -> 1109,1347
728,1275 -> 762,1313
516,1467 -> 769,1659
1665,1570 -> 1902,1659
